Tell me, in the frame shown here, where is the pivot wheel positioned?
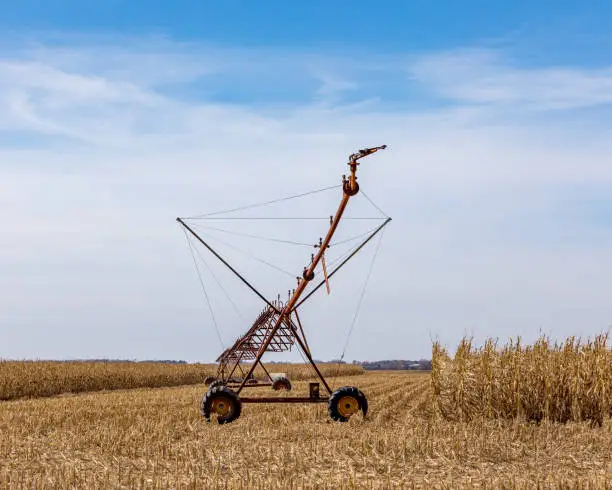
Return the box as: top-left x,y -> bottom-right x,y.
200,386 -> 242,424
204,376 -> 216,386
272,377 -> 292,391
328,386 -> 368,422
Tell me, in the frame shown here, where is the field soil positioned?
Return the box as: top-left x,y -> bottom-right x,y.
1,371 -> 611,489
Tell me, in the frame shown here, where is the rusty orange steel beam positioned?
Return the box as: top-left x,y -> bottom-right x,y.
235,145 -> 387,395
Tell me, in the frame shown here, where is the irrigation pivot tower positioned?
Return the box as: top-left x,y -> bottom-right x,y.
177,145 -> 391,424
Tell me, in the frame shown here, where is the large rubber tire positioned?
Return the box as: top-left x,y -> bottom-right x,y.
208,380 -> 226,390
328,386 -> 368,422
200,386 -> 242,424
272,377 -> 292,391
204,376 -> 216,386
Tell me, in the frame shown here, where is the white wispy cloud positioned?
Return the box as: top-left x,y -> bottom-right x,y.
409,48 -> 612,110
1,36 -> 612,362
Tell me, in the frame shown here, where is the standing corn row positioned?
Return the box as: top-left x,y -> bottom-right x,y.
432,333 -> 611,425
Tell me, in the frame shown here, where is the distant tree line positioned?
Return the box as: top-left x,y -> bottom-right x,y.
351,359 -> 432,371
219,359 -> 432,370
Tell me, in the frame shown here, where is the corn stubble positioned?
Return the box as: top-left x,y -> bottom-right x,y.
432,333 -> 612,425
1,370 -> 611,488
0,361 -> 363,401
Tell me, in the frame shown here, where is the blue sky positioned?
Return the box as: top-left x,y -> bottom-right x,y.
2,1 -> 611,67
1,1 -> 612,362
2,1 -> 612,111
1,1 -> 609,55
2,1 -> 550,46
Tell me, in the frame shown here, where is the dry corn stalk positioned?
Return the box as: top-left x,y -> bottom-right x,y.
0,361 -> 363,401
432,333 -> 611,425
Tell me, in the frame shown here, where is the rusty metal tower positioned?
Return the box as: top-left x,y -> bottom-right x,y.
177,145 -> 390,423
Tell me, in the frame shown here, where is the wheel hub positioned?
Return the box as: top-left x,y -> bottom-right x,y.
211,397 -> 231,416
337,395 -> 359,417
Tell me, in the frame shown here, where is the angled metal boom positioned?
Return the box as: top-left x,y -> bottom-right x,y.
234,145 -> 388,395
177,217 -> 280,313
293,216 -> 391,311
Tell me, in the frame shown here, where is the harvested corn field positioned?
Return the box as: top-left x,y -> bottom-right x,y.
0,360 -> 363,401
432,334 -> 612,425
1,370 -> 611,489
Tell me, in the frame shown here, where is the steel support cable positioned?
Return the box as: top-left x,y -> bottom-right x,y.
296,232 -> 378,302
186,220 -> 384,290
301,235 -> 376,308
193,222 -> 385,249
189,224 -> 314,247
324,234 -> 373,271
188,221 -> 383,302
182,229 -> 225,349
191,238 -> 247,323
306,226 -> 379,273
194,229 -> 296,278
360,190 -> 389,218
294,218 -> 391,310
296,242 -> 360,299
339,226 -> 386,361
183,217 -> 384,221
289,315 -> 340,393
294,237 -> 374,379
329,222 -> 386,248
185,184 -> 342,219
294,335 -> 321,383
322,245 -> 357,274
